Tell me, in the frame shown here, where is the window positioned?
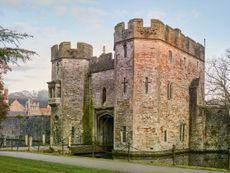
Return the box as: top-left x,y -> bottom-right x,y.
121,126 -> 127,143
197,61 -> 199,69
180,123 -> 185,142
167,81 -> 173,100
184,57 -> 186,68
123,43 -> 127,58
49,88 -> 52,98
49,87 -> 55,98
144,77 -> 150,94
57,86 -> 61,98
122,78 -> 128,94
102,87 -> 106,105
71,126 -> 75,140
168,50 -> 172,63
56,61 -> 60,75
164,130 -> 167,142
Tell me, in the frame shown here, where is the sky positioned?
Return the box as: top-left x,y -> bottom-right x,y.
0,0 -> 230,93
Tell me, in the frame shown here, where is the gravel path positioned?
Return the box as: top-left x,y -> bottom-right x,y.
0,151 -> 224,173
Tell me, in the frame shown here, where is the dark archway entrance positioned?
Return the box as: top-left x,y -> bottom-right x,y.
97,114 -> 113,146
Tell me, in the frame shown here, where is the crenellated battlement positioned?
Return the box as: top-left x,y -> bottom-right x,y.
114,18 -> 204,61
90,53 -> 114,73
51,42 -> 93,61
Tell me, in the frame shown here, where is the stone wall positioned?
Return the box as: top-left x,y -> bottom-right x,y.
203,107 -> 230,150
114,18 -> 205,154
91,69 -> 114,109
0,116 -> 50,141
114,18 -> 204,61
48,42 -> 93,144
114,39 -> 134,150
90,53 -> 114,73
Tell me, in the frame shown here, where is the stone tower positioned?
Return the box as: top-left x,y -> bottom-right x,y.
48,42 -> 93,144
114,18 -> 205,154
48,18 -> 205,154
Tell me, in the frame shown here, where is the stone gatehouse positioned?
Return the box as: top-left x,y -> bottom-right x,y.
48,18 -> 206,154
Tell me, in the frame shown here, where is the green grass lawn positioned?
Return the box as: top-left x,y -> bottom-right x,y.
0,156 -> 126,173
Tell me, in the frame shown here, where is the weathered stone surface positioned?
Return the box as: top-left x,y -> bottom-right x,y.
114,19 -> 204,153
48,18 -> 228,155
0,116 -> 50,141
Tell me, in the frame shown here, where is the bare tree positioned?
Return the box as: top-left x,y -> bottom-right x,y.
206,49 -> 230,106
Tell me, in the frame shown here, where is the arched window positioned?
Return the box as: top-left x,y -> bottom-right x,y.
168,50 -> 173,63
102,87 -> 106,105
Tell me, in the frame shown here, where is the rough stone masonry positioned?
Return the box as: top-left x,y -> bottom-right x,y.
47,18 -> 229,155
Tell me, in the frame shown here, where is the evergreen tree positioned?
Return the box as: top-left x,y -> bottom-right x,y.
0,26 -> 36,119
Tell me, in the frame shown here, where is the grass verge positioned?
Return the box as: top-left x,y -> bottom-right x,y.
0,156 -> 127,173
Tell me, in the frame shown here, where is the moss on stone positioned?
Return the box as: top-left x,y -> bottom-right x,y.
82,74 -> 93,144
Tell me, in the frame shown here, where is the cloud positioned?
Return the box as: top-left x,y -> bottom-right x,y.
23,75 -> 36,79
27,0 -> 69,6
4,77 -> 22,82
55,6 -> 67,16
0,0 -> 21,7
146,10 -> 166,20
75,0 -> 96,4
71,7 -> 106,28
10,64 -> 37,72
113,9 -> 128,17
191,9 -> 200,18
9,22 -> 38,34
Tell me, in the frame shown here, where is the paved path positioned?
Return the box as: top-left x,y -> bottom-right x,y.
0,151 -> 224,173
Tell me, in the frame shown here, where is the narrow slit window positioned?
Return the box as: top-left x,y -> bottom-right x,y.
102,87 -> 106,105
121,126 -> 127,143
168,50 -> 172,63
122,77 -> 128,94
123,43 -> 127,58
184,57 -> 186,65
167,82 -> 172,100
180,123 -> 185,142
164,130 -> 167,142
71,126 -> 75,140
56,61 -> 60,75
144,77 -> 150,94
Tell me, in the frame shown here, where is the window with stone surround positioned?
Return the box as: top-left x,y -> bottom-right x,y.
123,43 -> 127,58
180,123 -> 185,142
121,126 -> 127,143
102,87 -> 106,105
164,130 -> 167,142
167,81 -> 173,100
49,87 -> 55,98
57,86 -> 61,98
168,50 -> 173,63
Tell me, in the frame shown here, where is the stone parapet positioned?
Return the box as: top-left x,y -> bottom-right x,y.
51,42 -> 93,61
114,18 -> 204,61
90,53 -> 114,73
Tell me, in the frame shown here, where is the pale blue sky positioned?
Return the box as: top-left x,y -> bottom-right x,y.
0,0 -> 229,92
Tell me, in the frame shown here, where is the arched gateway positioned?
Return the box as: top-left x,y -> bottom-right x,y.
95,109 -> 114,146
